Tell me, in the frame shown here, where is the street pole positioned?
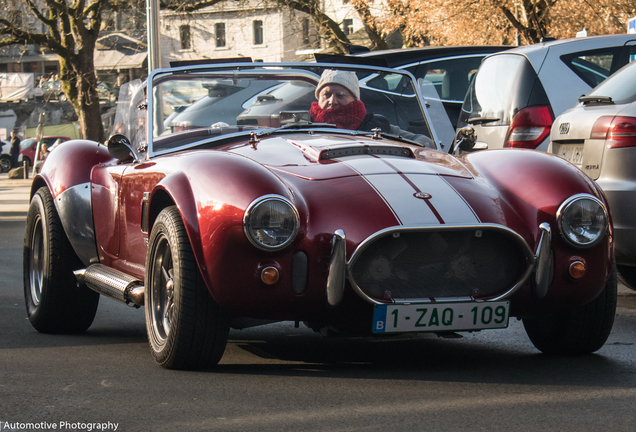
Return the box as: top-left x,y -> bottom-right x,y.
146,0 -> 162,72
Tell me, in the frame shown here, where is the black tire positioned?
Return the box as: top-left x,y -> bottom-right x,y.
0,155 -> 10,173
523,261 -> 617,355
617,264 -> 636,291
145,206 -> 230,370
23,187 -> 99,333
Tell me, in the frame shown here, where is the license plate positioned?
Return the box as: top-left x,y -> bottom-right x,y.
557,144 -> 584,166
372,301 -> 510,333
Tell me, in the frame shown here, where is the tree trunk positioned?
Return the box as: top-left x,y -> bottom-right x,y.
59,51 -> 104,143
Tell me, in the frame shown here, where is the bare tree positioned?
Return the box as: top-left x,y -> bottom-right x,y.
0,0 -> 136,142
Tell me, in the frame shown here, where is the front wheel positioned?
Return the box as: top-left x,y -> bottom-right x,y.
145,206 -> 230,370
23,187 -> 99,333
523,262 -> 617,355
0,155 -> 10,173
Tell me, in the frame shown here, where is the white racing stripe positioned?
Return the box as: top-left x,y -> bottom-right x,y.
341,156 -> 479,225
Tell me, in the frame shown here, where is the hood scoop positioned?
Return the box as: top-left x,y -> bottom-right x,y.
319,145 -> 413,160
288,136 -> 414,162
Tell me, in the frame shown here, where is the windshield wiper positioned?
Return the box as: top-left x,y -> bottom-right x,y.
466,117 -> 500,125
579,95 -> 614,105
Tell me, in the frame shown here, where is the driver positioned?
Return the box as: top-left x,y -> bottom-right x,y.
311,70 -> 433,147
311,69 -> 368,130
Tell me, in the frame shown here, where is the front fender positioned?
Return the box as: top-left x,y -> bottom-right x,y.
148,152 -> 299,309
462,149 -> 613,313
34,139 -> 115,200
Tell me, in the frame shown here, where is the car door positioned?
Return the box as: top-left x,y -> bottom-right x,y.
91,164 -> 126,263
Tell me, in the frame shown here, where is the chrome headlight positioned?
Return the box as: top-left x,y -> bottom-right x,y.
244,195 -> 299,251
557,194 -> 608,248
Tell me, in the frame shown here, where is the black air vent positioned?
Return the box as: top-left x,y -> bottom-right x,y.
320,146 -> 413,160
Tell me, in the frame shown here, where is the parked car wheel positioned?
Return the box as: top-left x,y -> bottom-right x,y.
145,206 -> 230,370
0,155 -> 10,173
617,265 -> 636,292
522,262 -> 617,354
23,187 -> 100,333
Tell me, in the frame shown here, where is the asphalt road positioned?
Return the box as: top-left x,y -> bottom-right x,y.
1,174 -> 636,432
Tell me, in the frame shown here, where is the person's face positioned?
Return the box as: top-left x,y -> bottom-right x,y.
318,84 -> 355,110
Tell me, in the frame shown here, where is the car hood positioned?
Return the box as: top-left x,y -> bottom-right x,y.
227,133 -> 473,181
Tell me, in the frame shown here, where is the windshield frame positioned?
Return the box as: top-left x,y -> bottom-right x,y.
145,62 -> 442,158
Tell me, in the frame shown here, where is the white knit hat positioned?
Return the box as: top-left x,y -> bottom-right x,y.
315,69 -> 360,100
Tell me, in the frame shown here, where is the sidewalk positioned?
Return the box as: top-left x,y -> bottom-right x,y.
0,172 -> 33,221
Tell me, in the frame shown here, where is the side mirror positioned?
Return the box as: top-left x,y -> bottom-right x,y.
107,134 -> 135,161
452,126 -> 477,153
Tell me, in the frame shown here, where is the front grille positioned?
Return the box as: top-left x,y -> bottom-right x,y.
348,226 -> 532,302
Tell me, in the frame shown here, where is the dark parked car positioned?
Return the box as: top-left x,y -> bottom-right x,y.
457,35 -> 636,152
166,46 -> 509,148
24,61 -> 616,370
317,45 -> 510,129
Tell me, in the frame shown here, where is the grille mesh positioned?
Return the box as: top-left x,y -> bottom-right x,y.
349,228 -> 528,301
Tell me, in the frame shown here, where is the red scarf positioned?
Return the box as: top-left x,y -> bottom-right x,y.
310,100 -> 367,130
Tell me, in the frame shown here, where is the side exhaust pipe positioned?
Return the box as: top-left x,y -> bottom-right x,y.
74,264 -> 145,307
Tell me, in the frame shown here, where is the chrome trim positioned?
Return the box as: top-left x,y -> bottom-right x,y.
74,264 -> 144,307
556,194 -> 609,248
243,194 -> 300,251
534,222 -> 552,299
347,224 -> 536,305
327,230 -> 346,306
54,182 -> 99,267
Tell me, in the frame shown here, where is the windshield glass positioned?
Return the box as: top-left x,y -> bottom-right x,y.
148,64 -> 435,155
20,138 -> 36,150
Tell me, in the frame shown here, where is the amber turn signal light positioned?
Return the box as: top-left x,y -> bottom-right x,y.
261,266 -> 280,285
569,261 -> 586,279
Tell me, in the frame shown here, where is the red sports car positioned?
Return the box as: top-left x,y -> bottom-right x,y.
23,62 -> 616,370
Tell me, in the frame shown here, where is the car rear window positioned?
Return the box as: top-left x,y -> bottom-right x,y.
588,60 -> 636,104
413,56 -> 484,102
458,54 -> 547,126
561,47 -> 627,88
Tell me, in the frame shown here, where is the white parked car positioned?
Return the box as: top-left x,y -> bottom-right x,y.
457,35 -> 636,152
549,60 -> 636,290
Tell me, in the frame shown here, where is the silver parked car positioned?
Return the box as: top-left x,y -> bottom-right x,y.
549,59 -> 636,289
458,35 -> 636,152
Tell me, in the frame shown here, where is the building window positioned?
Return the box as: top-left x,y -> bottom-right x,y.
342,19 -> 353,36
179,25 -> 191,50
302,18 -> 310,45
215,23 -> 226,48
253,20 -> 263,45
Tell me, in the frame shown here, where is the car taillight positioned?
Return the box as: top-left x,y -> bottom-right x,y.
591,116 -> 636,149
504,106 -> 554,149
